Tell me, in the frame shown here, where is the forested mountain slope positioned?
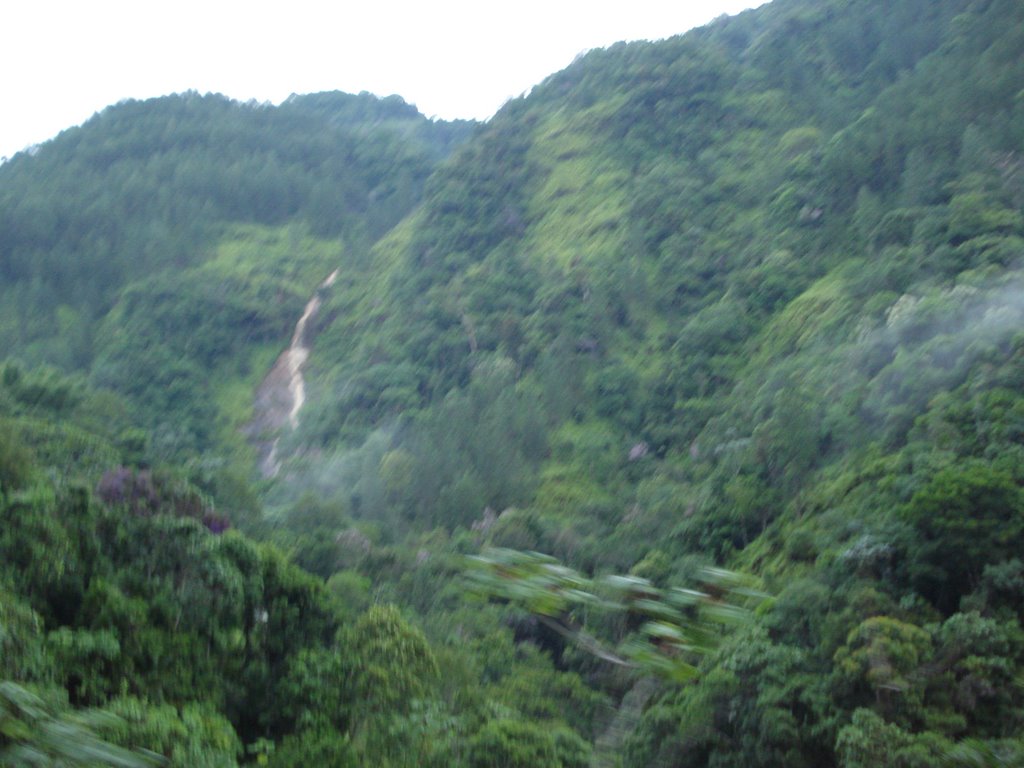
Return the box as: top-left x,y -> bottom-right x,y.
287,0 -> 1024,762
293,0 -> 1024,542
3,0 -> 1024,765
0,91 -> 474,367
0,92 -> 475,462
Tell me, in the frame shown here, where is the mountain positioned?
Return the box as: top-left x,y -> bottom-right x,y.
3,0 -> 1024,764
0,91 -> 476,464
0,91 -> 475,367
292,0 -> 1024,546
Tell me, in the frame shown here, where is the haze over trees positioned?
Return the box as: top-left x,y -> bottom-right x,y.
3,0 -> 1024,764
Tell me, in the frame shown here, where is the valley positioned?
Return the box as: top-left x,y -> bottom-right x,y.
2,0 -> 1024,765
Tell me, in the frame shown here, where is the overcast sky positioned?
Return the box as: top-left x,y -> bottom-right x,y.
1,0 -> 764,160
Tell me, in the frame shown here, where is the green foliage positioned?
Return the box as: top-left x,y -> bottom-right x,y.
832,617 -> 933,724
944,737 -> 1024,767
902,462 -> 1024,611
0,92 -> 474,368
3,0 -> 1024,765
342,605 -> 439,719
103,697 -> 241,768
0,426 -> 33,495
0,588 -> 48,683
836,708 -> 950,768
89,224 -> 349,463
266,728 -> 356,768
468,549 -> 768,681
625,625 -> 833,768
466,719 -> 560,768
0,682 -> 159,767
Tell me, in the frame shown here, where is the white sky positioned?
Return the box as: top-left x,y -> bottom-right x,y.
1,0 -> 764,160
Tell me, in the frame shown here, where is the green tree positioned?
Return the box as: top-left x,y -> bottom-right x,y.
836,708 -> 951,768
832,617 -> 932,725
466,719 -> 559,768
342,605 -> 439,720
903,462 -> 1024,612
103,697 -> 241,768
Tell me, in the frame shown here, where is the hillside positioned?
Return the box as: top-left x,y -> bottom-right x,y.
3,0 -> 1024,765
292,0 -> 1024,548
0,91 -> 475,464
0,89 -> 474,366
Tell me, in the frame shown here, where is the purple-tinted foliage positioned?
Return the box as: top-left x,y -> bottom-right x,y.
97,466 -> 226,530
203,513 -> 231,535
96,466 -> 158,515
96,466 -> 133,505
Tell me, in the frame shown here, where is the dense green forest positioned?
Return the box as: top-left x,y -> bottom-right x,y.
3,0 -> 1024,764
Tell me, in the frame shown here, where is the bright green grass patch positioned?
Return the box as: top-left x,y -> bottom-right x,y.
524,105 -> 631,271
204,222 -> 345,294
533,463 -> 617,519
753,274 -> 856,360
